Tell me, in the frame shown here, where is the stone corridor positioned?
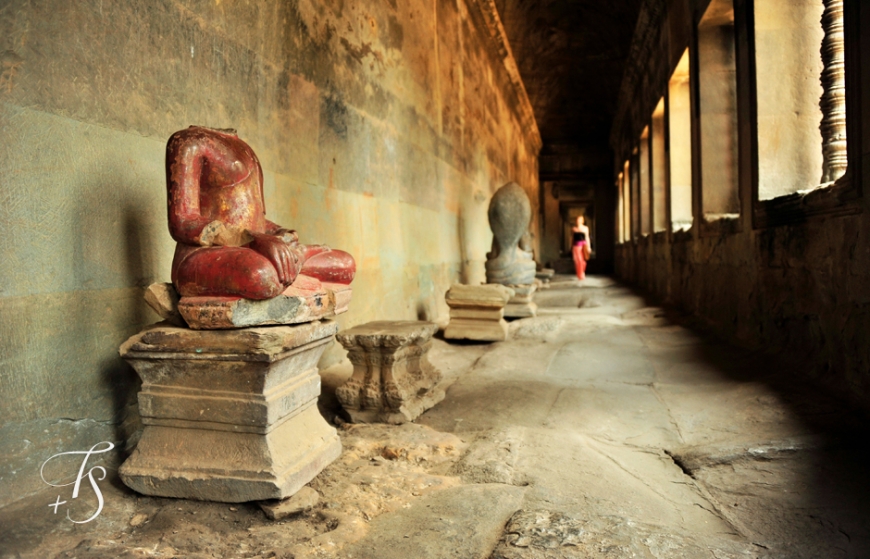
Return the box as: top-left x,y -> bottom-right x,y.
2,277 -> 868,558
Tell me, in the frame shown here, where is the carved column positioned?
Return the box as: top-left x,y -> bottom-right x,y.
820,0 -> 847,184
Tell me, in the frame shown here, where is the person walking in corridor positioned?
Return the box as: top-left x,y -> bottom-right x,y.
572,215 -> 591,280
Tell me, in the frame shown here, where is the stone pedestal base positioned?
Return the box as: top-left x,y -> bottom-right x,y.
335,321 -> 443,424
118,320 -> 341,503
504,283 -> 538,318
535,268 -> 555,289
444,284 -> 514,342
176,275 -> 351,330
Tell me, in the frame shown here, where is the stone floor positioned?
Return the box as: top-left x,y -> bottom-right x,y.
3,276 -> 869,558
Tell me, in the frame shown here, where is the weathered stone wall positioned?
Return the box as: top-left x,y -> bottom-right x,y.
612,0 -> 870,409
618,216 -> 870,408
0,0 -> 540,507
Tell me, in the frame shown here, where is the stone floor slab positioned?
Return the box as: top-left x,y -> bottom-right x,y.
545,332 -> 654,385
5,275 -> 870,558
341,484 -> 524,559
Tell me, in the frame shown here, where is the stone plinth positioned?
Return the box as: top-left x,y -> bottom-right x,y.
176,275 -> 352,330
335,321 -> 443,424
505,283 -> 538,318
444,284 -> 514,341
118,320 -> 341,503
535,268 -> 555,289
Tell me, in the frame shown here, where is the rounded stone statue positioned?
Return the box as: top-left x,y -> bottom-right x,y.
167,125 -> 355,299
485,182 -> 536,286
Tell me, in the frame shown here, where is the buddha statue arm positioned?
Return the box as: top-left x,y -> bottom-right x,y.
257,220 -> 305,284
167,132 -> 255,247
166,138 -> 216,246
264,219 -> 292,237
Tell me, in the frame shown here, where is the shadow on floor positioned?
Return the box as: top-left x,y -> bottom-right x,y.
594,274 -> 870,557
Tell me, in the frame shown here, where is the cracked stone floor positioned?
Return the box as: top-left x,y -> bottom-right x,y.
3,276 -> 870,558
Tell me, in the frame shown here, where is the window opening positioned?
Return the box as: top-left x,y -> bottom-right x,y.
617,173 -> 625,243
639,127 -> 651,235
651,98 -> 667,232
630,147 -> 640,239
623,160 -> 631,242
669,49 -> 693,231
754,0 -> 842,199
698,0 -> 739,220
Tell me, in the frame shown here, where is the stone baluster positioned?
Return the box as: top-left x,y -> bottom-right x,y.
820,0 -> 847,184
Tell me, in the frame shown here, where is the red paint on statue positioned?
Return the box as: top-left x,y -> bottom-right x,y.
167,126 -> 355,299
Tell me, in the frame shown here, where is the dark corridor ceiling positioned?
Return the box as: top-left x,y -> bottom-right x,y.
495,0 -> 643,150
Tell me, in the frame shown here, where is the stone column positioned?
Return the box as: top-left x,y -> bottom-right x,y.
335,321 -> 443,424
444,284 -> 514,341
118,320 -> 341,503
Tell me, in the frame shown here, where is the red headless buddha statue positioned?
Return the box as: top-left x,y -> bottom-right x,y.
168,126 -> 355,300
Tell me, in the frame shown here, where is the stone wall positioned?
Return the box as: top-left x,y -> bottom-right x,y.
617,214 -> 870,408
0,0 -> 540,507
612,0 -> 870,408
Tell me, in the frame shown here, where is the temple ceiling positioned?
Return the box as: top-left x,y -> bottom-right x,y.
495,0 -> 643,149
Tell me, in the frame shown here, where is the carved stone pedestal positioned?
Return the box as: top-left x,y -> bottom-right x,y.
335,321 -> 443,424
444,284 -> 514,342
504,283 -> 538,318
118,320 -> 341,503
